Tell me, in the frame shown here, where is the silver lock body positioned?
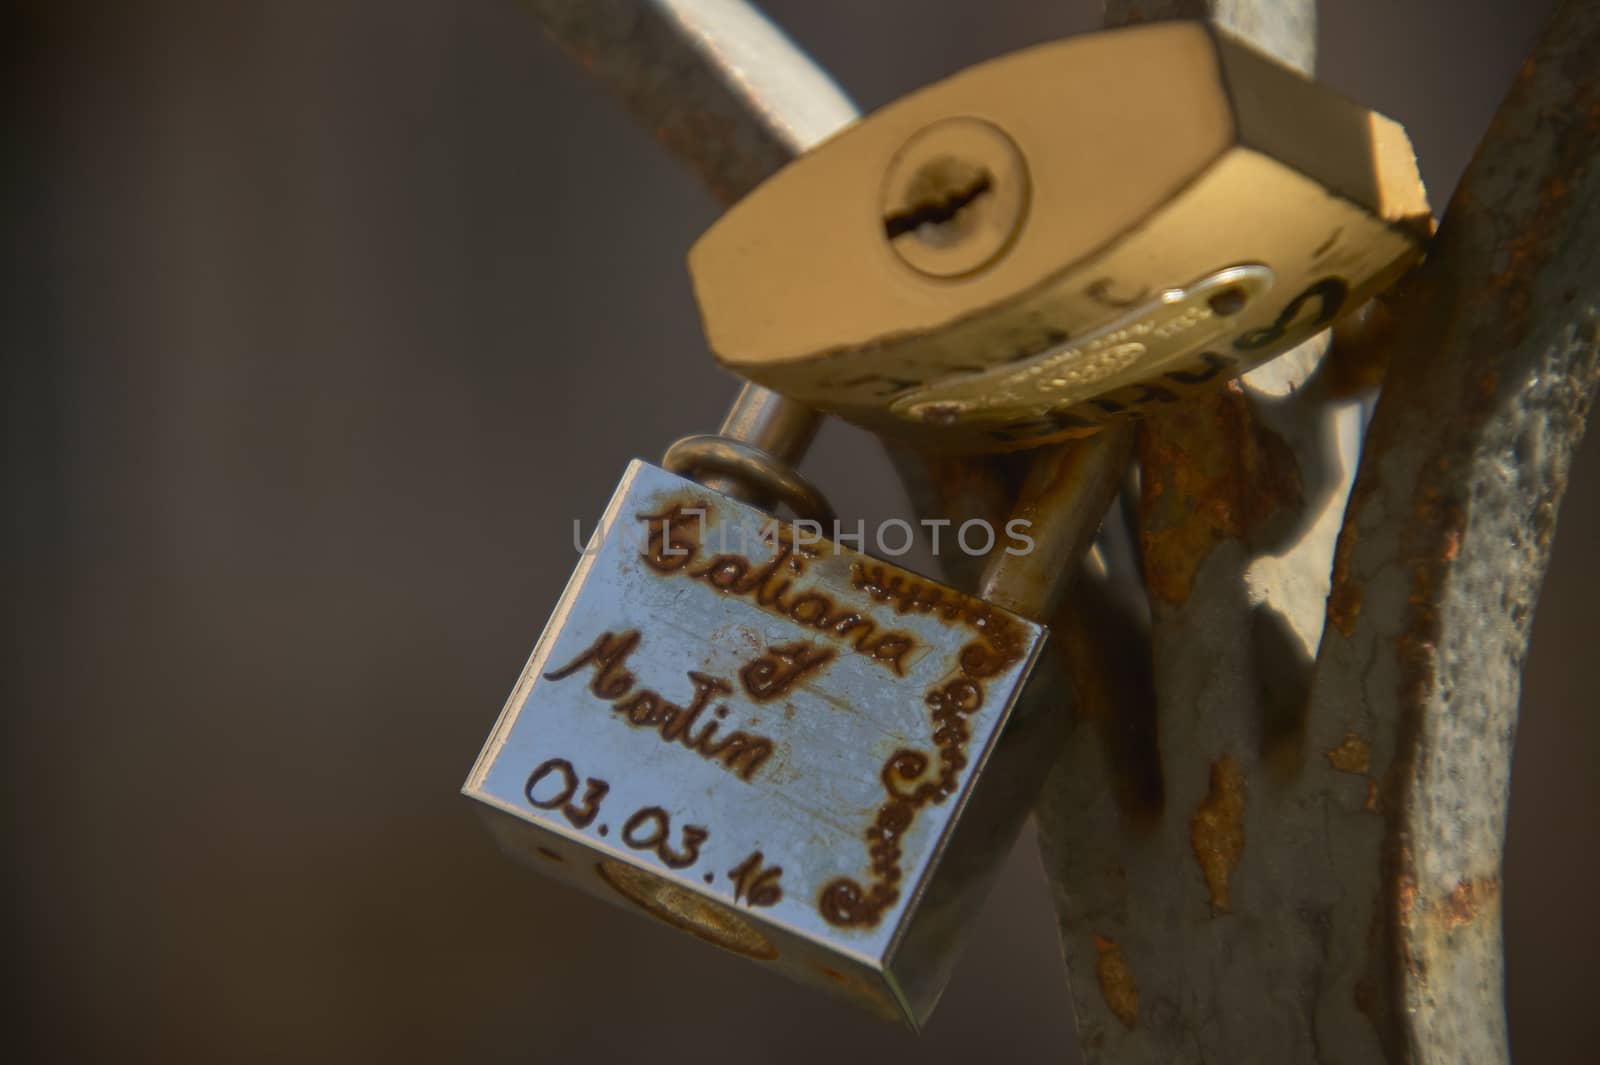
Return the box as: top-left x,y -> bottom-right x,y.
463,461 -> 1055,1025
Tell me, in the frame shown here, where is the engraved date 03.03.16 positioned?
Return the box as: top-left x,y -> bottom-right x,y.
524,755 -> 784,908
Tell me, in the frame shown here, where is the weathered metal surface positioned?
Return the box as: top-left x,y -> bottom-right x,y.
1036,347 -> 1366,1062
521,3 -> 849,518
523,0 -> 856,205
464,461 -> 1055,1027
1034,1 -> 1372,1062
1038,2 -> 1599,1064
1316,2 -> 1600,1058
512,2 -> 1598,1060
978,427 -> 1135,622
1106,0 -> 1315,75
885,444 -> 1027,593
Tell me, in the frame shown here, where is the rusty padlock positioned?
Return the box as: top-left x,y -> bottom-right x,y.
688,20 -> 1431,453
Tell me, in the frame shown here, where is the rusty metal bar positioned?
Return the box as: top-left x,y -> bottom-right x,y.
523,0 -> 856,205
978,428 -> 1134,622
1106,0 -> 1316,75
1033,1 -> 1378,1062
514,4 -> 1600,1062
1311,2 -> 1599,1059
1038,3 -> 1599,1064
522,2 -> 861,497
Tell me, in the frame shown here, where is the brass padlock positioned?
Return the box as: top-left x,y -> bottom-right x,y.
462,389 -> 1117,1026
688,21 -> 1432,453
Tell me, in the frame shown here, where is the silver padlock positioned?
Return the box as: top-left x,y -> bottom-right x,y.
462,387 -> 1117,1026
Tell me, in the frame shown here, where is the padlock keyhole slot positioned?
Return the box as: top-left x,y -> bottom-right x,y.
883,157 -> 995,246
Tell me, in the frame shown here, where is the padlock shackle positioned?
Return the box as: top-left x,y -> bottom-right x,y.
661,382 -> 831,521
716,383 -> 820,465
661,433 -> 835,526
977,425 -> 1135,623
682,377 -> 1133,622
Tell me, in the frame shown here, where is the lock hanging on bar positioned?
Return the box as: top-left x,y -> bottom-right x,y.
464,16 -> 1433,1030
688,20 -> 1432,453
462,382 -> 1123,1026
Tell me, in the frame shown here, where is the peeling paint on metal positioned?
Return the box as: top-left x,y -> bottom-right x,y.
1326,732 -> 1372,774
1189,754 -> 1247,913
1138,385 -> 1304,606
1093,934 -> 1140,1029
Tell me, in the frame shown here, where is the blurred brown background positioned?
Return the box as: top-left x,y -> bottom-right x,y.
7,1 -> 1596,1062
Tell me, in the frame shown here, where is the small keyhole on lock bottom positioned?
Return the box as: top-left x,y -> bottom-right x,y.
596,859 -> 779,960
879,116 -> 1029,279
883,159 -> 995,244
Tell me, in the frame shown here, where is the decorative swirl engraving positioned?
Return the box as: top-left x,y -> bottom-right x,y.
818,567 -> 1028,929
1233,277 -> 1347,351
881,749 -> 930,800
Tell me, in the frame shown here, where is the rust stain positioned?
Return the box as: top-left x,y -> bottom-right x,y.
1436,877 -> 1499,932
1093,935 -> 1139,1030
1326,525 -> 1364,638
1189,754 -> 1247,913
1340,19 -> 1600,1057
1440,527 -> 1462,561
1354,972 -> 1377,1019
1397,868 -> 1419,929
1052,589 -> 1164,823
1326,733 -> 1372,775
920,452 -> 1021,524
1389,869 -> 1498,991
1138,386 -> 1303,605
1364,780 -> 1382,813
1326,297 -> 1396,396
1395,862 -> 1425,981
812,962 -> 897,1017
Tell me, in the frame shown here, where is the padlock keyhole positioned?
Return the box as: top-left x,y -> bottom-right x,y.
883,157 -> 995,247
878,117 -> 1028,278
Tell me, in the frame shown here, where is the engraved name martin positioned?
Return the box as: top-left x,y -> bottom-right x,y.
543,629 -> 777,783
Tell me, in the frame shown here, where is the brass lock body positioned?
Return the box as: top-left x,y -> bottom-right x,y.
688,21 -> 1432,453
464,462 -> 1059,1026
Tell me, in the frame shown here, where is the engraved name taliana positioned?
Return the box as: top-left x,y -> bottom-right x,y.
636,502 -> 917,675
